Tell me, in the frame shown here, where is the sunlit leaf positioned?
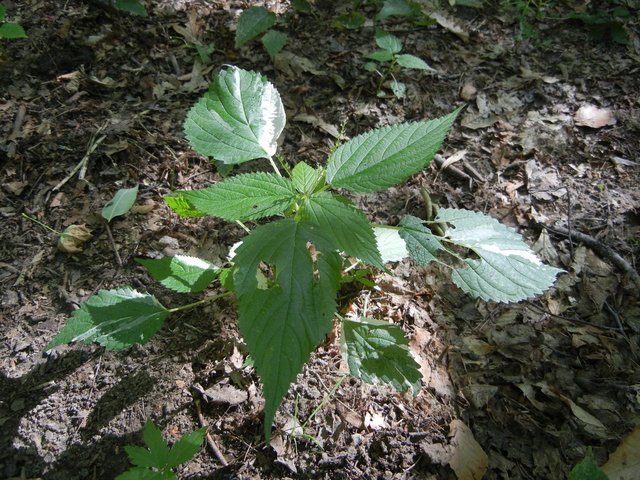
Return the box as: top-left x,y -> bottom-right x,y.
184,67 -> 285,164
136,255 -> 220,293
396,53 -> 434,71
45,288 -> 170,350
437,208 -> 563,302
327,107 -> 462,192
178,172 -> 296,221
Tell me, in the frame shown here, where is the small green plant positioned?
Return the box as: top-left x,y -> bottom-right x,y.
364,30 -> 434,99
116,419 -> 206,480
234,6 -> 288,60
567,448 -> 609,480
114,0 -> 148,17
46,66 -> 561,441
0,4 -> 27,39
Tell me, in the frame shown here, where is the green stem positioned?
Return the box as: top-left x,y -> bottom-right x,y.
168,291 -> 233,314
301,374 -> 347,430
21,213 -> 62,235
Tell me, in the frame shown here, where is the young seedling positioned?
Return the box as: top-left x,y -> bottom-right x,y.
115,419 -> 206,480
47,66 -> 561,441
364,30 -> 434,99
114,0 -> 148,17
0,4 -> 27,39
235,6 -> 288,60
102,185 -> 139,266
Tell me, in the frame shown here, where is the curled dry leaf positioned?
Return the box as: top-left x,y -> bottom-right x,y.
57,224 -> 92,253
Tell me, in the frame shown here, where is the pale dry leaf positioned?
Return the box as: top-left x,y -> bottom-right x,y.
203,383 -> 248,406
460,82 -> 477,101
440,149 -> 467,171
448,419 -> 488,480
429,11 -> 469,42
364,410 -> 389,430
57,224 -> 92,253
574,104 -> 615,128
602,425 -> 640,480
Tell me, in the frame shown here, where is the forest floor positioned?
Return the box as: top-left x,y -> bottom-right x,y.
1,1 -> 639,479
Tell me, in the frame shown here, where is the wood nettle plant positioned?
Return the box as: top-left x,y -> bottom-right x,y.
46,66 -> 561,440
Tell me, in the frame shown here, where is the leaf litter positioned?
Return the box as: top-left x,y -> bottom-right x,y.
0,0 -> 639,479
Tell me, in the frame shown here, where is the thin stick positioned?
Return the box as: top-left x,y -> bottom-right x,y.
104,221 -> 123,267
194,399 -> 229,466
545,225 -> 640,289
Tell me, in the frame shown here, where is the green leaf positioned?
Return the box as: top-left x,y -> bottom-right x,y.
292,0 -> 312,13
233,219 -> 342,440
262,30 -> 287,59
164,193 -> 205,218
178,172 -> 296,221
136,256 -> 220,293
194,43 -> 214,64
166,427 -> 207,468
341,317 -> 421,394
376,0 -> 422,20
396,53 -> 434,71
124,446 -> 157,469
102,185 -> 139,222
115,0 -> 148,16
373,227 -> 408,263
142,419 -> 171,468
302,192 -> 383,269
45,288 -> 170,350
0,22 -> 27,39
365,50 -> 395,62
375,30 -> 402,53
115,468 -> 175,480
390,80 -> 406,99
184,67 -> 285,165
437,208 -> 563,302
0,6 -> 5,21
326,106 -> 463,192
235,6 -> 276,48
333,11 -> 366,29
291,161 -> 325,195
398,215 -> 444,265
364,62 -> 378,73
568,448 -> 609,480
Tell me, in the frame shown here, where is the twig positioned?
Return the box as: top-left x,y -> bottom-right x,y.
193,397 -> 229,466
104,221 -> 123,267
53,123 -> 107,191
545,225 -> 640,289
433,154 -> 471,183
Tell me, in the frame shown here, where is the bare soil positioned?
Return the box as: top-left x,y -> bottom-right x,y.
1,1 -> 639,479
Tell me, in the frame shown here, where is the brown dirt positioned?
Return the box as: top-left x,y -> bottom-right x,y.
1,1 -> 639,479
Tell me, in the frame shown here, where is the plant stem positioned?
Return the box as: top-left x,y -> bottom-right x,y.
301,374 -> 347,430
268,156 -> 282,177
168,291 -> 234,314
21,213 -> 61,235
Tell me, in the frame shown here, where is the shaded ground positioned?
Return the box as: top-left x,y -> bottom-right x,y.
1,1 -> 639,479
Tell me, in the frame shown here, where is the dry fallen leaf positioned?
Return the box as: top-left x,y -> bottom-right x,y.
574,104 -> 615,128
57,224 -> 92,253
448,420 -> 488,480
602,425 -> 640,480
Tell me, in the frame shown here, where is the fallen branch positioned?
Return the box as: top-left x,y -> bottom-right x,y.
545,225 -> 640,289
192,387 -> 229,466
